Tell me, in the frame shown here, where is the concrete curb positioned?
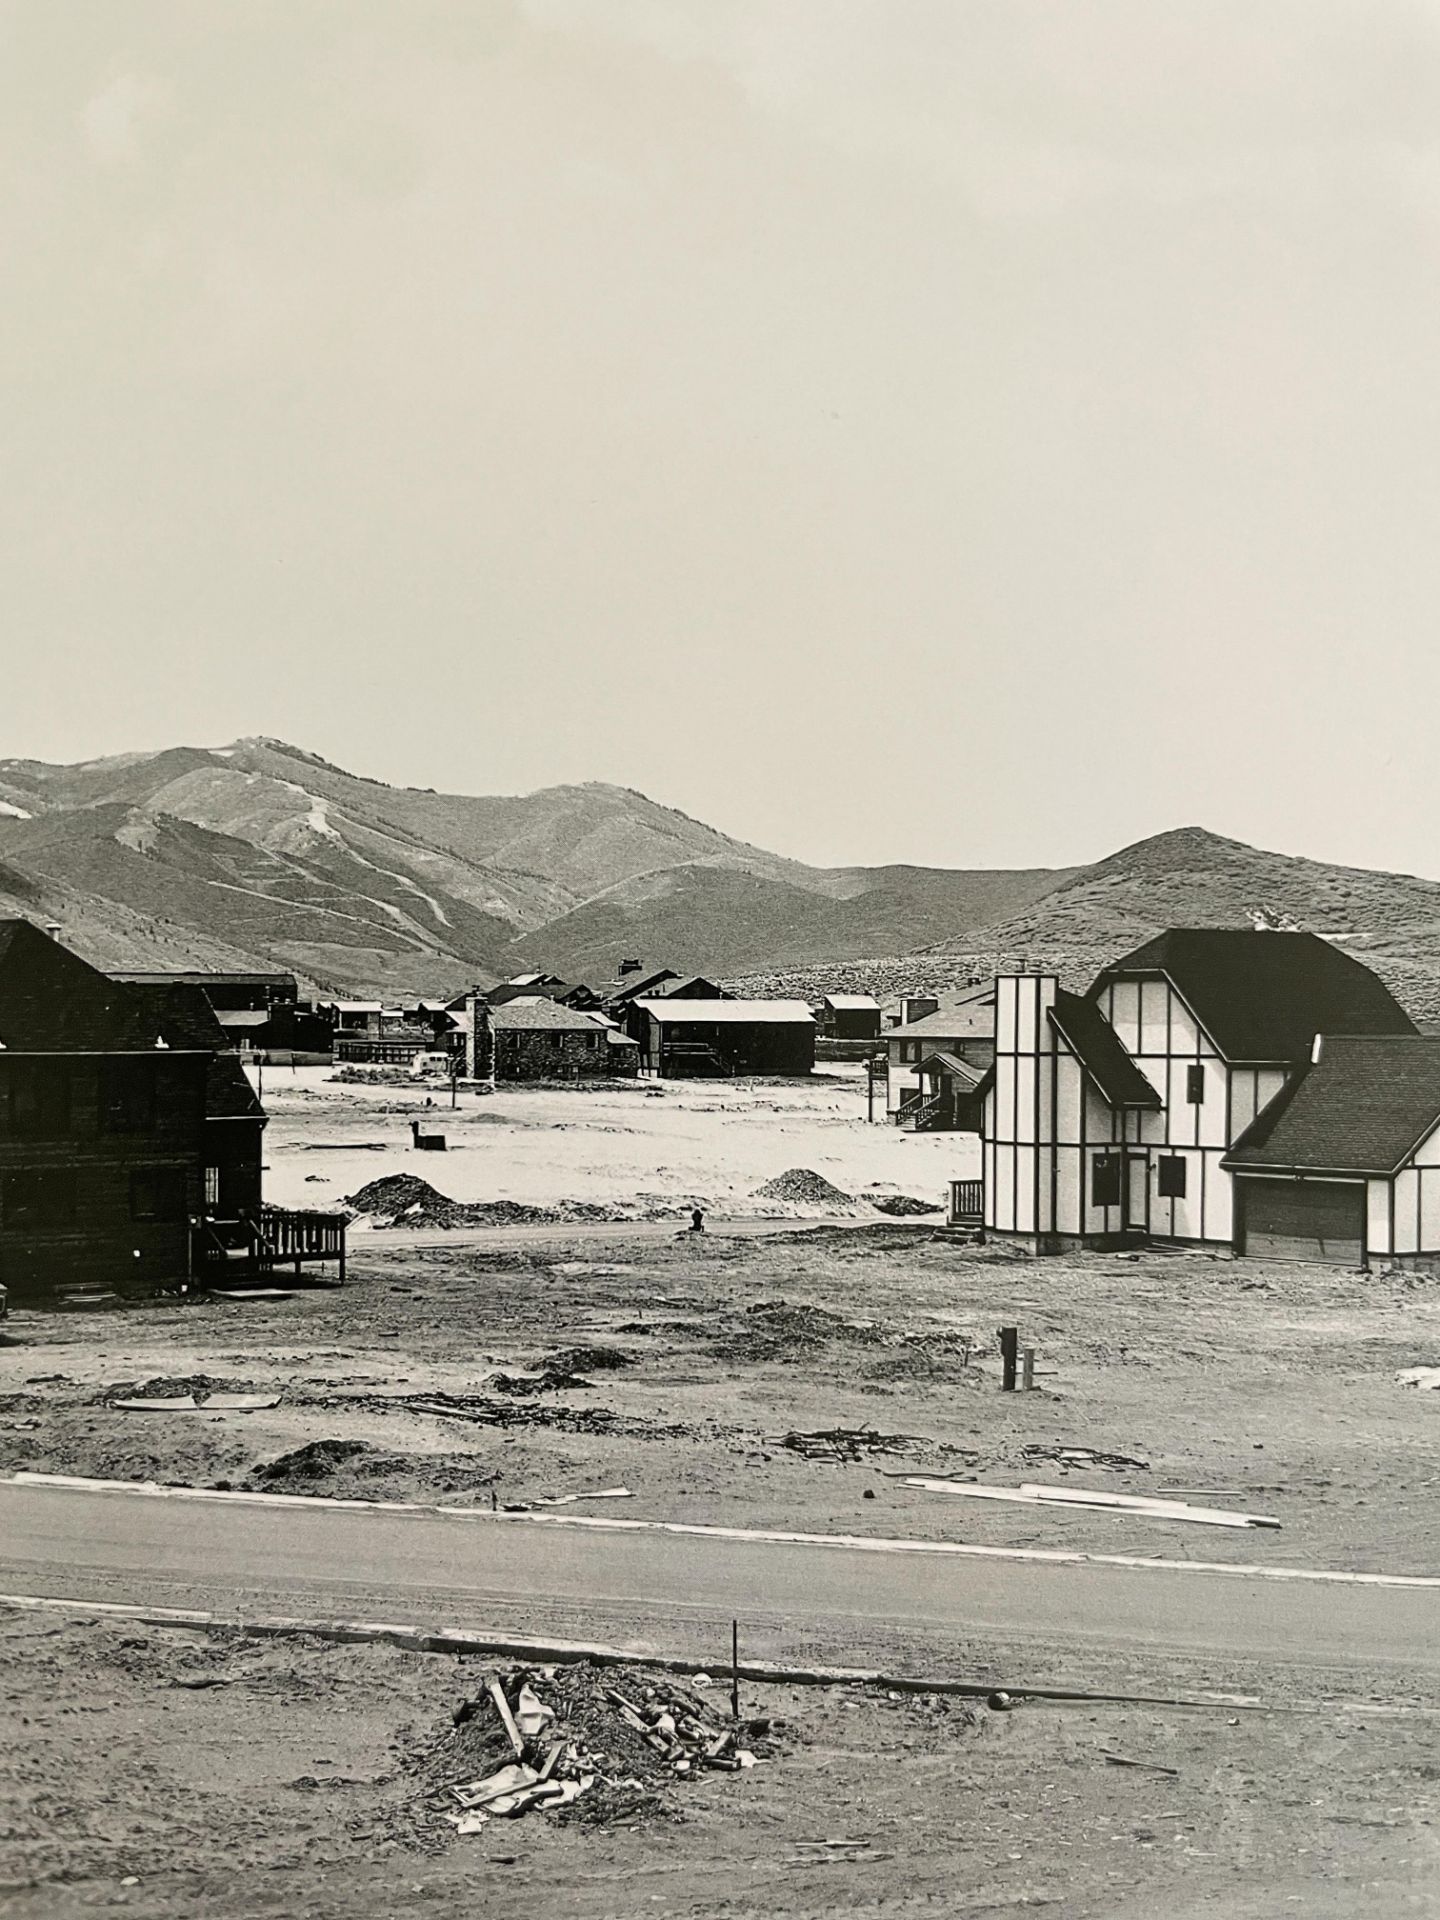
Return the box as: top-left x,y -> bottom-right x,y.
0,1589 -> 1281,1711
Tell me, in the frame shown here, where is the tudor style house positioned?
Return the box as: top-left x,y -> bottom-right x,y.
977,929 -> 1418,1260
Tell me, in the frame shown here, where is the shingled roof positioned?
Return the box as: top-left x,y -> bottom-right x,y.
491,999 -> 612,1033
1091,930 -> 1415,1065
1049,989 -> 1161,1109
1225,1036 -> 1440,1176
0,919 -> 175,1052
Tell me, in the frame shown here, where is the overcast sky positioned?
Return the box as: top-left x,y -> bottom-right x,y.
4,1 -> 1440,874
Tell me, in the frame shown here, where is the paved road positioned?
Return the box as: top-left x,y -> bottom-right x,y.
4,1479 -> 1438,1689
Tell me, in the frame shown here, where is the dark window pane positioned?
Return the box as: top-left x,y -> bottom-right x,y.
1092,1153 -> 1122,1207
130,1167 -> 188,1222
7,1062 -> 72,1137
2,1168 -> 77,1226
1186,1064 -> 1205,1105
100,1060 -> 157,1133
1157,1155 -> 1188,1199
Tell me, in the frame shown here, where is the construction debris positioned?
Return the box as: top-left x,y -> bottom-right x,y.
903,1477 -> 1281,1529
1102,1750 -> 1180,1777
422,1663 -> 779,1833
1020,1444 -> 1150,1473
781,1426 -> 916,1463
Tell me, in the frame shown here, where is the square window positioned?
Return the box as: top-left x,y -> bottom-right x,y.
100,1060 -> 157,1133
1157,1155 -> 1187,1199
7,1062 -> 72,1137
1091,1154 -> 1122,1207
2,1167 -> 77,1226
1186,1063 -> 1205,1105
130,1167 -> 188,1222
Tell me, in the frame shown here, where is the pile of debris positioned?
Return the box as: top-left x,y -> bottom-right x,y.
779,1425 -> 916,1463
865,1192 -> 944,1217
423,1665 -> 778,1832
1020,1443 -> 1149,1474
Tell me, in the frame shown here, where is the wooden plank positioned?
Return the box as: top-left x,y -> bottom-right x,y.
487,1677 -> 525,1757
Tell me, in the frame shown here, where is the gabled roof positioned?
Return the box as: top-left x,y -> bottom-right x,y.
601,968 -> 679,1004
1092,929 -> 1415,1065
491,999 -> 609,1032
916,1049 -> 987,1091
650,975 -> 729,999
1049,989 -> 1162,1109
1225,1036 -> 1440,1176
0,919 -> 175,1052
823,992 -> 880,1011
635,998 -> 814,1025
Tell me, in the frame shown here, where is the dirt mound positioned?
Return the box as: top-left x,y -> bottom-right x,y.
545,1345 -> 636,1374
722,1299 -> 885,1361
346,1174 -> 560,1229
866,1192 -> 944,1217
751,1168 -> 856,1208
249,1438 -> 500,1499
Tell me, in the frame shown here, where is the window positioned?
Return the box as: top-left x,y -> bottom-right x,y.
1186,1064 -> 1206,1105
1,1168 -> 77,1227
1157,1155 -> 1188,1199
1091,1154 -> 1122,1208
204,1165 -> 221,1209
6,1062 -> 72,1137
130,1167 -> 188,1222
100,1059 -> 156,1133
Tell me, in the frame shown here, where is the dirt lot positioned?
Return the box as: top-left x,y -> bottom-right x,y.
4,1610 -> 1439,1920
5,1074 -> 1440,1914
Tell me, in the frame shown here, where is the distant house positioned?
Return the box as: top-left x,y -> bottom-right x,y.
327,999 -> 451,1065
632,998 -> 815,1077
886,983 -> 996,1124
818,992 -> 882,1041
978,930 -> 1419,1261
1,923 -> 341,1301
110,969 -> 299,1046
459,995 -> 638,1081
488,974 -> 571,1007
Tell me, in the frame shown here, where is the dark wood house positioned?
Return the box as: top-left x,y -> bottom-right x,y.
0,921 -> 211,1303
2,923 -> 343,1302
632,998 -> 816,1077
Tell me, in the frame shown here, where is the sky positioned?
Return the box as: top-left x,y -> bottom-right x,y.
4,1 -> 1440,876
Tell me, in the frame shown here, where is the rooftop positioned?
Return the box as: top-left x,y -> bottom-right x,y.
635,998 -> 815,1025
1049,989 -> 1162,1110
1226,1035 -> 1440,1176
1093,929 -> 1415,1065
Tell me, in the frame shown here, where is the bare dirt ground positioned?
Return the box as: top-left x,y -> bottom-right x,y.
5,1611 -> 1440,1920
5,1072 -> 1440,1914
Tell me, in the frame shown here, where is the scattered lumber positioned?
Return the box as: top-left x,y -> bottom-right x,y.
902,1477 -> 1281,1528
1102,1750 -> 1180,1777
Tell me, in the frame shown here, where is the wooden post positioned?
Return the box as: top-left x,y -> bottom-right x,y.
999,1326 -> 1019,1392
1021,1347 -> 1035,1391
731,1618 -> 740,1722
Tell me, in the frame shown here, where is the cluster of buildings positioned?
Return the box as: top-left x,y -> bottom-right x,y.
326,962 -> 821,1081
7,912 -> 1440,1303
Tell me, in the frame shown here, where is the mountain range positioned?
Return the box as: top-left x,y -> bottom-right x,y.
2,740 -> 1438,1020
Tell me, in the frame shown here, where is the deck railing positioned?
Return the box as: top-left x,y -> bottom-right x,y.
948,1179 -> 984,1227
